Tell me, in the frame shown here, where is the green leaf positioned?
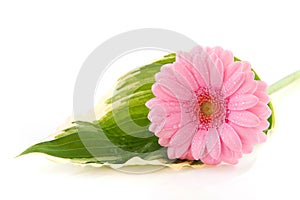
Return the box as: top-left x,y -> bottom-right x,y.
20,54 -> 176,164
19,121 -> 169,164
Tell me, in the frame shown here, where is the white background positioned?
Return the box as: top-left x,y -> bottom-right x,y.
1,0 -> 300,199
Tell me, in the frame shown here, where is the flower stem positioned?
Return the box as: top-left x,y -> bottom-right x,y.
268,70 -> 300,95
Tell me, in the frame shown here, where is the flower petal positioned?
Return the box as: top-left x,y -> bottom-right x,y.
219,123 -> 242,152
257,131 -> 267,143
228,110 -> 260,127
201,128 -> 220,159
151,84 -> 177,102
254,81 -> 269,103
158,137 -> 170,146
168,122 -> 198,158
157,78 -> 195,101
201,153 -> 222,165
224,62 -> 242,83
223,72 -> 244,98
235,74 -> 257,95
209,52 -> 224,83
228,94 -> 258,110
228,122 -> 259,144
220,143 -> 241,164
173,62 -> 199,92
248,101 -> 271,120
191,129 -> 206,160
169,122 -> 197,147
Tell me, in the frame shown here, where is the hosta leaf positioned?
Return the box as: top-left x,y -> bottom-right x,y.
20,54 -> 176,164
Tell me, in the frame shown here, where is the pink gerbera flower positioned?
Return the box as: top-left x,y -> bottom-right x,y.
146,46 -> 271,165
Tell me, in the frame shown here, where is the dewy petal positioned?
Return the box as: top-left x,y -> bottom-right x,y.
157,77 -> 194,101
192,47 -> 222,88
220,143 -> 240,165
224,62 -> 243,83
228,110 -> 260,127
168,122 -> 198,158
148,105 -> 165,122
191,129 -> 207,160
160,112 -> 181,131
162,63 -> 193,91
228,122 -> 259,144
209,52 -> 224,83
219,123 -> 242,152
192,53 -> 210,86
201,152 -> 222,165
151,84 -> 177,102
173,62 -> 199,92
235,73 -> 257,95
223,72 -> 244,98
169,122 -> 197,147
228,94 -> 258,110
254,91 -> 270,104
201,128 -> 220,159
158,137 -> 170,146
248,101 -> 271,120
257,131 -> 267,143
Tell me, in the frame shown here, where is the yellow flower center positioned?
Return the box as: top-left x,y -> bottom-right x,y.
200,101 -> 214,116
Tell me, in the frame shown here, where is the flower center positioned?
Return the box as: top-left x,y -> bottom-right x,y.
196,87 -> 227,130
200,101 -> 213,116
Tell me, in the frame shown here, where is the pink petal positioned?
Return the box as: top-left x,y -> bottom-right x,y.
173,62 -> 199,92
157,113 -> 181,134
241,61 -> 251,72
219,123 -> 242,152
257,119 -> 270,131
148,106 -> 165,133
177,50 -> 207,87
248,101 -> 271,120
257,132 -> 267,143
228,94 -> 258,110
148,106 -> 165,122
145,98 -> 160,109
191,129 -> 207,160
219,49 -> 234,68
192,53 -> 210,85
208,138 -> 221,160
206,46 -> 234,68
201,153 -> 222,165
179,148 -> 194,160
201,128 -> 220,159
241,143 -> 254,154
168,122 -> 198,158
256,81 -> 268,92
167,146 -> 176,159
209,52 -> 224,83
228,110 -> 260,127
192,47 -> 222,88
156,129 -> 177,139
169,122 -> 197,147
224,62 -> 243,83
151,84 -> 177,102
158,137 -> 170,146
234,73 -> 257,95
187,63 -> 207,87
149,122 -> 164,134
157,77 -> 194,101
254,91 -> 270,103
220,143 -> 241,165
223,72 -> 244,98
228,122 -> 259,144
